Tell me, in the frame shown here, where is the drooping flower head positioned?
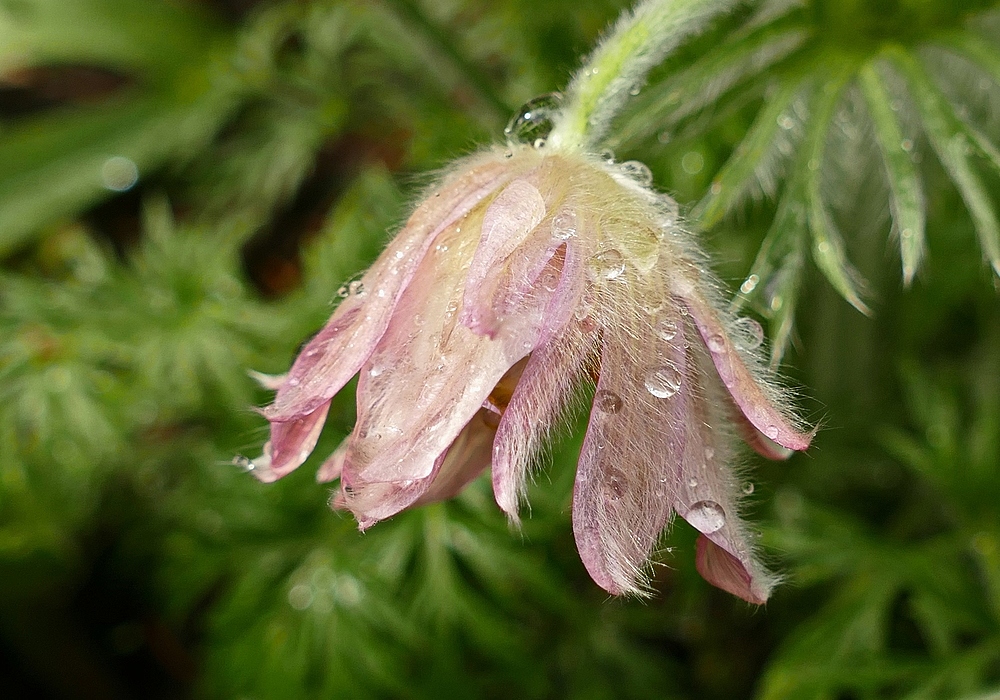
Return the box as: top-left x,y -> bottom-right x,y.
253,143 -> 812,603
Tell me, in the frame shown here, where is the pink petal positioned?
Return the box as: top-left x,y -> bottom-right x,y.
343,202 -> 557,490
460,179 -> 548,337
675,283 -> 812,452
493,326 -> 590,520
415,409 -> 497,505
571,308 -> 683,596
338,410 -> 495,526
668,326 -> 777,604
261,401 -> 331,480
266,158 -> 514,422
696,535 -> 772,605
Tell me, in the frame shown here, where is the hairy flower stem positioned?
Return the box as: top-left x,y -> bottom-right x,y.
549,0 -> 742,151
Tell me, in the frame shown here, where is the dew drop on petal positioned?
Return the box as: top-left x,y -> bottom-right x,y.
655,318 -> 678,341
743,482 -> 755,495
368,364 -> 383,378
608,471 -> 626,499
765,425 -> 779,440
594,390 -> 623,414
232,455 -> 255,472
288,378 -> 300,386
592,249 -> 625,280
688,478 -> 698,488
349,280 -> 366,297
619,160 -> 653,187
553,210 -> 577,240
707,334 -> 726,352
687,500 -> 726,534
337,285 -> 350,298
644,363 -> 682,398
733,317 -> 764,350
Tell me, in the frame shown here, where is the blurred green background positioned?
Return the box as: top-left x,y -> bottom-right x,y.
2,0 -> 1000,698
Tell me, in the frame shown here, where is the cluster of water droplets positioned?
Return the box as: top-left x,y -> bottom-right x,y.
337,276 -> 366,299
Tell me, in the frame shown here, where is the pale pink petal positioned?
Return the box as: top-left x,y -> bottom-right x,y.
460,179 -> 548,337
493,325 -> 590,521
675,283 -> 812,452
696,535 -> 772,605
262,401 -> 331,480
415,409 -> 496,505
343,204 -> 556,489
732,407 -> 795,460
571,307 -> 684,596
670,331 -> 777,604
266,159 -> 514,422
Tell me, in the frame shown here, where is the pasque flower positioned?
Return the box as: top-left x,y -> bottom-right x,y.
253,143 -> 812,603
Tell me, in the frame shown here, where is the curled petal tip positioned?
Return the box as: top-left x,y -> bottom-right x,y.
695,535 -> 773,605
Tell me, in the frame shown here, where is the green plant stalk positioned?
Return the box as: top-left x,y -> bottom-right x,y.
549,0 -> 742,151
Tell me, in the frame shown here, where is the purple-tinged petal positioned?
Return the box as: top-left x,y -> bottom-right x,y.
460,179 -> 549,337
338,410 -> 494,526
344,204 -> 557,489
669,332 -> 777,604
266,159 -> 515,422
696,535 -> 773,605
675,283 -> 812,452
415,409 -> 497,505
261,402 -> 331,481
493,327 -> 590,521
732,407 -> 795,460
571,308 -> 682,596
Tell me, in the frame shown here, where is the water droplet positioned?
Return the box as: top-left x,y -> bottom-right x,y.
681,151 -> 704,174
890,99 -> 902,112
655,318 -> 678,342
644,363 -> 682,398
533,138 -> 547,149
688,478 -> 698,488
710,181 -> 722,195
777,114 -> 794,130
628,84 -> 641,96
686,500 -> 726,533
288,377 -> 300,386
594,390 -> 623,414
901,138 -> 913,152
740,274 -> 760,294
101,156 -> 139,191
553,210 -> 577,240
807,157 -> 820,171
765,425 -> 779,440
608,472 -> 626,498
619,160 -> 652,187
900,228 -> 913,240
657,131 -> 672,144
592,249 -> 625,280
704,446 -> 715,460
368,364 -> 383,378
743,482 -> 755,495
504,93 -> 563,145
337,284 -> 349,298
349,280 -> 366,297
733,317 -> 764,350
707,334 -> 726,352
288,584 -> 313,610
232,455 -> 255,472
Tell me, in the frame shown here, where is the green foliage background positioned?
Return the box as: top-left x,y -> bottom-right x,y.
1,0 -> 999,698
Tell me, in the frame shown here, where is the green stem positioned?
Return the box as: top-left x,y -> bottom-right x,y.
549,0 -> 742,151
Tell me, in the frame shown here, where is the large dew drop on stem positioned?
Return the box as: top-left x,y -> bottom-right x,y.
505,93 -> 563,146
